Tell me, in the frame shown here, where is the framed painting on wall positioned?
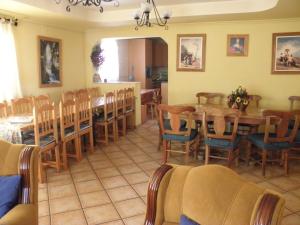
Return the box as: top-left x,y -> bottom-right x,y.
272,32 -> 300,74
177,34 -> 206,72
227,34 -> 249,56
38,36 -> 62,87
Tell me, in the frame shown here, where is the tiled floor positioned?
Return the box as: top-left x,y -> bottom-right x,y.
38,120 -> 300,225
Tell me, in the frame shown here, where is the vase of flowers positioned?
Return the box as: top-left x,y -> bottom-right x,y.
227,86 -> 249,111
90,44 -> 104,83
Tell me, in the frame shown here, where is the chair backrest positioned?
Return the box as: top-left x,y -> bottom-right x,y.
153,88 -> 162,104
88,87 -> 100,99
59,100 -> 77,140
124,88 -> 135,111
196,92 -> 224,105
263,110 -> 300,143
0,101 -> 8,118
248,95 -> 262,108
159,165 -> 284,225
75,89 -> 89,101
288,96 -> 300,110
62,91 -> 75,102
115,89 -> 125,117
104,92 -> 115,120
75,94 -> 92,129
33,94 -> 51,109
11,97 -> 33,115
158,104 -> 195,136
33,103 -> 58,146
202,107 -> 240,141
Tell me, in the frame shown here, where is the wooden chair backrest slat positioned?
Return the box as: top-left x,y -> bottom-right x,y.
88,87 -> 100,99
115,90 -> 125,116
12,97 -> 33,115
75,95 -> 92,127
104,92 -> 115,119
75,89 -> 89,101
124,88 -> 135,110
196,92 -> 224,105
249,95 -> 262,108
153,88 -> 162,104
33,95 -> 51,109
0,101 -> 8,118
263,110 -> 300,143
288,96 -> 300,110
59,100 -> 77,140
62,91 -> 75,102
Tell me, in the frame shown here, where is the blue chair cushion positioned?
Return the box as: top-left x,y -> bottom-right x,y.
80,121 -> 91,130
205,135 -> 241,150
295,131 -> 300,143
248,133 -> 292,150
162,129 -> 198,142
163,119 -> 187,130
0,175 -> 21,218
180,215 -> 200,225
65,127 -> 75,137
95,112 -> 114,122
23,134 -> 55,147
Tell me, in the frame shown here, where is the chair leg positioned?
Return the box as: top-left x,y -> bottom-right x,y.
262,149 -> 267,177
38,153 -> 45,183
104,123 -> 109,145
62,142 -> 68,170
228,150 -> 233,168
89,129 -> 94,153
284,150 -> 289,175
205,145 -> 210,164
75,136 -> 82,161
151,105 -> 154,120
246,141 -> 252,166
157,133 -> 162,151
185,142 -> 190,164
54,145 -> 61,173
235,148 -> 240,167
115,120 -> 119,142
163,140 -> 168,164
122,117 -> 126,136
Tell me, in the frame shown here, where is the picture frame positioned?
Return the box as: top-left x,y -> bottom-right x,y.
227,34 -> 249,56
177,34 -> 206,72
272,32 -> 300,74
38,36 -> 62,88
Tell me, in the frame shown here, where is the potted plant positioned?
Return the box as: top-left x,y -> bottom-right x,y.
90,44 -> 104,83
227,86 -> 249,111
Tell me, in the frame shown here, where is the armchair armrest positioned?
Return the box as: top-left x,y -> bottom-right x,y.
0,204 -> 37,225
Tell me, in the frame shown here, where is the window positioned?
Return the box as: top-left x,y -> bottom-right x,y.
0,23 -> 21,102
99,39 -> 119,82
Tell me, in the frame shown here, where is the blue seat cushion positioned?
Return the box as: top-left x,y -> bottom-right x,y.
295,131 -> 300,143
23,134 -> 55,147
180,215 -> 200,225
163,119 -> 187,130
248,133 -> 292,150
205,135 -> 241,150
95,112 -> 114,122
0,175 -> 21,218
65,127 -> 75,137
162,129 -> 198,142
80,121 -> 91,130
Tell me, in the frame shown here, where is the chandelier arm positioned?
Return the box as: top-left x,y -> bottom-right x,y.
151,0 -> 167,26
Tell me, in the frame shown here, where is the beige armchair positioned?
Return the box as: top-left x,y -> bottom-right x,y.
144,164 -> 285,225
0,140 -> 38,225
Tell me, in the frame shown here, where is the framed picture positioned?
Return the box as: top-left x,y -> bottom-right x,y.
38,36 -> 62,87
177,34 -> 206,72
227,34 -> 249,56
272,32 -> 300,74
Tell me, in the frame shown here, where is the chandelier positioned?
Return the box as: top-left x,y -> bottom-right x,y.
133,0 -> 171,30
55,0 -> 119,13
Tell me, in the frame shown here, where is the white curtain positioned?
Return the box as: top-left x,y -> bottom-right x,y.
99,39 -> 119,82
0,23 -> 22,102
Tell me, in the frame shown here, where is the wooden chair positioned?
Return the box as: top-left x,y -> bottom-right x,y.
33,94 -> 51,109
249,95 -> 262,108
11,97 -> 33,115
158,104 -> 199,163
59,99 -> 80,167
115,89 -> 126,140
75,89 -> 89,100
62,91 -> 75,102
247,110 -> 300,176
95,92 -> 116,145
146,88 -> 161,119
88,87 -> 100,99
203,108 -> 241,167
196,92 -> 224,105
75,94 -> 94,155
0,101 -> 8,118
124,88 -> 136,129
289,96 -> 300,110
25,103 -> 60,183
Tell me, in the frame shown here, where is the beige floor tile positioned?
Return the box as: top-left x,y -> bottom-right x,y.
107,186 -> 138,202
107,151 -> 127,159
283,193 -> 300,212
144,169 -> 156,177
50,196 -> 81,214
47,176 -> 73,187
130,154 -> 152,163
141,196 -> 147,204
283,208 -> 293,217
239,172 -> 264,183
70,164 -> 93,174
281,213 -> 300,225
102,146 -> 121,153
123,214 -> 145,225
130,138 -> 146,143
39,201 -> 50,217
75,179 -> 104,194
132,182 -> 148,197
88,154 -> 109,162
256,182 -> 285,193
84,204 -> 120,225
91,160 -> 114,170
291,187 -> 300,198
123,172 -> 149,185
51,209 -> 87,225
100,220 -> 124,225
47,173 -> 72,183
38,188 -> 48,202
102,176 -> 129,189
79,190 -> 111,208
96,167 -> 121,178
39,216 -> 50,225
115,198 -> 146,218
72,171 -> 97,183
112,157 -> 134,166
48,183 -> 77,199
148,152 -> 163,160
118,164 -> 142,175
138,161 -> 160,171
136,142 -> 154,148
124,149 -> 145,157
269,177 -> 300,191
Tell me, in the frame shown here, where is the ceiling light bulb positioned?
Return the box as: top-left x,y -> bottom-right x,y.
162,9 -> 172,20
133,10 -> 141,20
141,2 -> 152,13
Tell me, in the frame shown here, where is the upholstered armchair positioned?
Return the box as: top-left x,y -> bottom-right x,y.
144,164 -> 285,225
0,140 -> 39,225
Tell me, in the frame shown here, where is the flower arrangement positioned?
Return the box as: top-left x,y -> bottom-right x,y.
90,44 -> 104,68
227,86 -> 249,111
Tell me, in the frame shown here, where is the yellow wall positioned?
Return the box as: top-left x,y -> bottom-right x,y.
13,21 -> 86,103
85,18 -> 300,110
